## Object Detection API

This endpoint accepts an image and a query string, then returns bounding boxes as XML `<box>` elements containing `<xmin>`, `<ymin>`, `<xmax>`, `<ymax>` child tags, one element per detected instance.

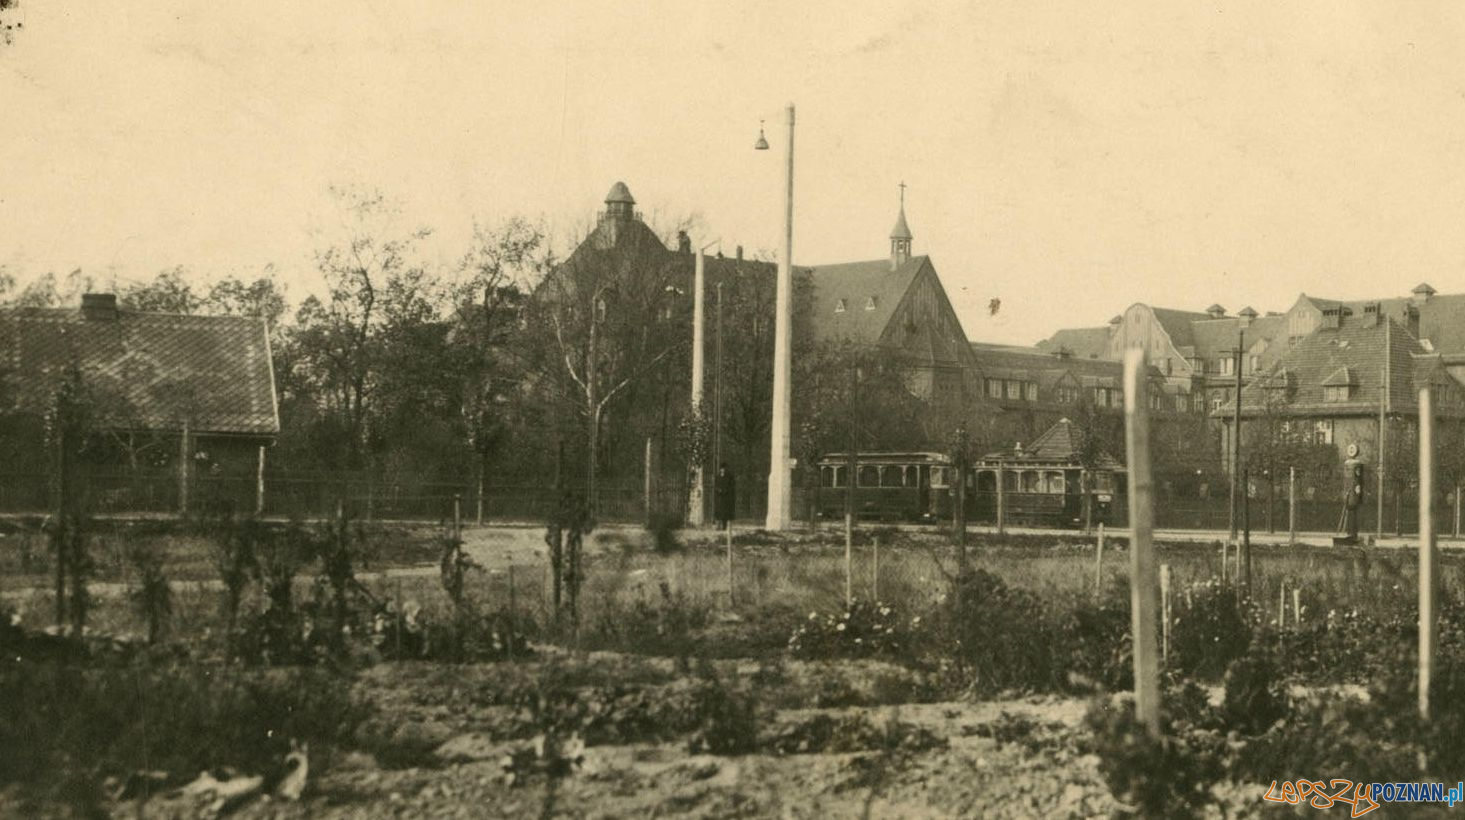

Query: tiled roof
<box><xmin>1148</xmin><ymin>307</ymin><xmax>1213</xmax><ymax>349</ymax></box>
<box><xmin>980</xmin><ymin>417</ymin><xmax>1122</xmax><ymax>467</ymax></box>
<box><xmin>0</xmin><ymin>306</ymin><xmax>279</xmax><ymax>436</ymax></box>
<box><xmin>969</xmin><ymin>343</ymin><xmax>1165</xmax><ymax>398</ymax></box>
<box><xmin>803</xmin><ymin>256</ymin><xmax>927</xmax><ymax>348</ymax></box>
<box><xmin>1219</xmin><ymin>316</ymin><xmax>1465</xmax><ymax>418</ymax></box>
<box><xmin>1033</xmin><ymin>327</ymin><xmax>1111</xmax><ymax>359</ymax></box>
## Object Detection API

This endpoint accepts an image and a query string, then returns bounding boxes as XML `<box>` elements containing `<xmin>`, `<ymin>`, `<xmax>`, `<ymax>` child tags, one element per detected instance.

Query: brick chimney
<box><xmin>735</xmin><ymin>245</ymin><xmax>744</xmax><ymax>261</ymax></box>
<box><xmin>676</xmin><ymin>231</ymin><xmax>691</xmax><ymax>254</ymax></box>
<box><xmin>81</xmin><ymin>293</ymin><xmax>118</xmax><ymax>321</ymax></box>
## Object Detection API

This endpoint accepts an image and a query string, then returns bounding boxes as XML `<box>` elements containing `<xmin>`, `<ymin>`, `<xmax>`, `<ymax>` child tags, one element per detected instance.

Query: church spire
<box><xmin>890</xmin><ymin>181</ymin><xmax>912</xmax><ymax>270</ymax></box>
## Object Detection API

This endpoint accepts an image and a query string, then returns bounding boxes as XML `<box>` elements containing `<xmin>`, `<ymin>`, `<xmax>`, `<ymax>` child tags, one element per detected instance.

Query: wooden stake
<box><xmin>726</xmin><ymin>524</ymin><xmax>734</xmax><ymax>607</ymax></box>
<box><xmin>872</xmin><ymin>536</ymin><xmax>880</xmax><ymax>601</ymax></box>
<box><xmin>1123</xmin><ymin>349</ymin><xmax>1160</xmax><ymax>734</ymax></box>
<box><xmin>1288</xmin><ymin>466</ymin><xmax>1297</xmax><ymax>547</ymax></box>
<box><xmin>844</xmin><ymin>515</ymin><xmax>853</xmax><ymax>607</ymax></box>
<box><xmin>1160</xmin><ymin>564</ymin><xmax>1172</xmax><ymax>663</ymax></box>
<box><xmin>1419</xmin><ymin>383</ymin><xmax>1438</xmax><ymax>720</ymax></box>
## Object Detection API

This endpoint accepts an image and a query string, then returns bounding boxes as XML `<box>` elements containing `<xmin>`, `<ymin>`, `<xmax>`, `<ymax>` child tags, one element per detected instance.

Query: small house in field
<box><xmin>0</xmin><ymin>293</ymin><xmax>279</xmax><ymax>514</ymax></box>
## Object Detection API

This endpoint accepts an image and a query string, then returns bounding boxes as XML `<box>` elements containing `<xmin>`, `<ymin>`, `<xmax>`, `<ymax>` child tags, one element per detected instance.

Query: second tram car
<box><xmin>814</xmin><ymin>450</ymin><xmax>1124</xmax><ymax>528</ymax></box>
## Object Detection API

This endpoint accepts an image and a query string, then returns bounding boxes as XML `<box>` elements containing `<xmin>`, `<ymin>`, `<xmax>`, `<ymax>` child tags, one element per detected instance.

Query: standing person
<box><xmin>713</xmin><ymin>463</ymin><xmax>736</xmax><ymax>530</ymax></box>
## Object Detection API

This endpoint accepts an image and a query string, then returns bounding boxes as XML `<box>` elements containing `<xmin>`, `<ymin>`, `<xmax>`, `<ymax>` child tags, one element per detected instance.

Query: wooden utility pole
<box><xmin>1123</xmin><ymin>349</ymin><xmax>1160</xmax><ymax>734</ymax></box>
<box><xmin>688</xmin><ymin>248</ymin><xmax>709</xmax><ymax>526</ymax></box>
<box><xmin>1094</xmin><ymin>523</ymin><xmax>1105</xmax><ymax>601</ymax></box>
<box><xmin>995</xmin><ymin>462</ymin><xmax>1006</xmax><ymax>536</ymax></box>
<box><xmin>1378</xmin><ymin>355</ymin><xmax>1388</xmax><ymax>543</ymax></box>
<box><xmin>644</xmin><ymin>437</ymin><xmax>654</xmax><ymax>523</ymax></box>
<box><xmin>1242</xmin><ymin>467</ymin><xmax>1252</xmax><ymax>594</ymax></box>
<box><xmin>1419</xmin><ymin>384</ymin><xmax>1438</xmax><ymax>719</ymax></box>
<box><xmin>845</xmin><ymin>362</ymin><xmax>857</xmax><ymax>607</ymax></box>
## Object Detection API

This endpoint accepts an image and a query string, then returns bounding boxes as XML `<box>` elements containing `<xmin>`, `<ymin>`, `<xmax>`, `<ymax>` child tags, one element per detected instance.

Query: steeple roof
<box><xmin>890</xmin><ymin>207</ymin><xmax>912</xmax><ymax>240</ymax></box>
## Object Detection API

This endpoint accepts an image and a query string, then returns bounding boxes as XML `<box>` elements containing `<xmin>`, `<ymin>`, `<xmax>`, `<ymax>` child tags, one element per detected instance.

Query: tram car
<box><xmin>815</xmin><ymin>442</ymin><xmax>1124</xmax><ymax>528</ymax></box>
<box><xmin>814</xmin><ymin>452</ymin><xmax>952</xmax><ymax>522</ymax></box>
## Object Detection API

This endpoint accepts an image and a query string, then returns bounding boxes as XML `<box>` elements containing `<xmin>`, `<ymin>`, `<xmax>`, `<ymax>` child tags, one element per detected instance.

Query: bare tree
<box><xmin>529</xmin><ymin>228</ymin><xmax>686</xmax><ymax>506</ymax></box>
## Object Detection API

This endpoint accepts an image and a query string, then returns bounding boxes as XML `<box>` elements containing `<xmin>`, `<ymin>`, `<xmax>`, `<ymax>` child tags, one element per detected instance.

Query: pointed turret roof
<box><xmin>890</xmin><ymin>207</ymin><xmax>912</xmax><ymax>240</ymax></box>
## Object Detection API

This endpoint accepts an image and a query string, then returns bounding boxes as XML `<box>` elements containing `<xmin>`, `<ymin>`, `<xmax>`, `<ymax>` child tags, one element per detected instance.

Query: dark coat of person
<box><xmin>713</xmin><ymin>466</ymin><xmax>736</xmax><ymax>525</ymax></box>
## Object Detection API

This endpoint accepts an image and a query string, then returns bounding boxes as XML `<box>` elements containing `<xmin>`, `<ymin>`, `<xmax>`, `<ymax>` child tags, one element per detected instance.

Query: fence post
<box><xmin>508</xmin><ymin>564</ymin><xmax>517</xmax><ymax>621</ymax></box>
<box><xmin>1288</xmin><ymin>467</ymin><xmax>1297</xmax><ymax>547</ymax></box>
<box><xmin>996</xmin><ymin>462</ymin><xmax>1007</xmax><ymax>536</ymax></box>
<box><xmin>1242</xmin><ymin>467</ymin><xmax>1252</xmax><ymax>595</ymax></box>
<box><xmin>1455</xmin><ymin>484</ymin><xmax>1461</xmax><ymax>540</ymax></box>
<box><xmin>1094</xmin><ymin>523</ymin><xmax>1105</xmax><ymax>601</ymax></box>
<box><xmin>395</xmin><ymin>577</ymin><xmax>404</xmax><ymax>659</ymax></box>
<box><xmin>872</xmin><ymin>536</ymin><xmax>880</xmax><ymax>601</ymax></box>
<box><xmin>1123</xmin><ymin>349</ymin><xmax>1160</xmax><ymax>734</ymax></box>
<box><xmin>1278</xmin><ymin>581</ymin><xmax>1286</xmax><ymax>628</ymax></box>
<box><xmin>845</xmin><ymin>519</ymin><xmax>853</xmax><ymax>608</ymax></box>
<box><xmin>1292</xmin><ymin>587</ymin><xmax>1301</xmax><ymax>626</ymax></box>
<box><xmin>1160</xmin><ymin>563</ymin><xmax>1171</xmax><ymax>663</ymax></box>
<box><xmin>1419</xmin><ymin>383</ymin><xmax>1438</xmax><ymax>720</ymax></box>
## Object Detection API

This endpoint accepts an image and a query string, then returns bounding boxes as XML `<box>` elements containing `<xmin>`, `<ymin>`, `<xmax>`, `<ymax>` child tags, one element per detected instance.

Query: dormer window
<box><xmin>865</xmin><ymin>296</ymin><xmax>878</xmax><ymax>311</ymax></box>
<box><xmin>834</xmin><ymin>299</ymin><xmax>847</xmax><ymax>313</ymax></box>
<box><xmin>1322</xmin><ymin>366</ymin><xmax>1355</xmax><ymax>402</ymax></box>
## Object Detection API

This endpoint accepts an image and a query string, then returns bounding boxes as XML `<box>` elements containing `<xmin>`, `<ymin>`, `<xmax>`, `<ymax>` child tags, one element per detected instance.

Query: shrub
<box><xmin>1167</xmin><ymin>578</ymin><xmax>1251</xmax><ymax>680</ymax></box>
<box><xmin>645</xmin><ymin>511</ymin><xmax>684</xmax><ymax>554</ymax></box>
<box><xmin>1084</xmin><ymin>697</ymin><xmax>1225</xmax><ymax>819</ymax></box>
<box><xmin>127</xmin><ymin>544</ymin><xmax>172</xmax><ymax>644</ymax></box>
<box><xmin>786</xmin><ymin>600</ymin><xmax>915</xmax><ymax>662</ymax></box>
<box><xmin>0</xmin><ymin>658</ymin><xmax>372</xmax><ymax>813</ymax></box>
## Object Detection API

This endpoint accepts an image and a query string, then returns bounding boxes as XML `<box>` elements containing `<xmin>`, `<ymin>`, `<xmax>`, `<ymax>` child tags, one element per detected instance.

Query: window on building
<box><xmin>930</xmin><ymin>467</ymin><xmax>948</xmax><ymax>488</ymax></box>
<box><xmin>1249</xmin><ymin>354</ymin><xmax>1260</xmax><ymax>374</ymax></box>
<box><xmin>1218</xmin><ymin>357</ymin><xmax>1235</xmax><ymax>376</ymax></box>
<box><xmin>1175</xmin><ymin>395</ymin><xmax>1189</xmax><ymax>412</ymax></box>
<box><xmin>1005</xmin><ymin>380</ymin><xmax>1022</xmax><ymax>400</ymax></box>
<box><xmin>1324</xmin><ymin>385</ymin><xmax>1352</xmax><ymax>402</ymax></box>
<box><xmin>834</xmin><ymin>299</ymin><xmax>847</xmax><ymax>313</ymax></box>
<box><xmin>1211</xmin><ymin>397</ymin><xmax>1224</xmax><ymax>412</ymax></box>
<box><xmin>864</xmin><ymin>296</ymin><xmax>878</xmax><ymax>311</ymax></box>
<box><xmin>1314</xmin><ymin>420</ymin><xmax>1334</xmax><ymax>445</ymax></box>
<box><xmin>858</xmin><ymin>465</ymin><xmax>881</xmax><ymax>487</ymax></box>
<box><xmin>985</xmin><ymin>378</ymin><xmax>1002</xmax><ymax>399</ymax></box>
<box><xmin>1023</xmin><ymin>382</ymin><xmax>1038</xmax><ymax>401</ymax></box>
<box><xmin>1057</xmin><ymin>385</ymin><xmax>1079</xmax><ymax>404</ymax></box>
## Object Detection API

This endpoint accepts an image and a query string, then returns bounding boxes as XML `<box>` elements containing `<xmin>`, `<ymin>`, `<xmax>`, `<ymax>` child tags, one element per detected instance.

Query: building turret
<box><xmin>890</xmin><ymin>182</ymin><xmax>912</xmax><ymax>270</ymax></box>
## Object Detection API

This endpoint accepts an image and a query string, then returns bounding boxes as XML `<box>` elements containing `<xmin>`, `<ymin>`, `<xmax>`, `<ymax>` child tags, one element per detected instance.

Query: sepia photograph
<box><xmin>5</xmin><ymin>2</ymin><xmax>1465</xmax><ymax>817</ymax></box>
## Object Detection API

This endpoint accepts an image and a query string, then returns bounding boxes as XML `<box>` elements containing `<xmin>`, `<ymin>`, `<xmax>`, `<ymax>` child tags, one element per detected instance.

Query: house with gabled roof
<box><xmin>0</xmin><ymin>293</ymin><xmax>279</xmax><ymax>514</ymax></box>
<box><xmin>1212</xmin><ymin>307</ymin><xmax>1465</xmax><ymax>474</ymax></box>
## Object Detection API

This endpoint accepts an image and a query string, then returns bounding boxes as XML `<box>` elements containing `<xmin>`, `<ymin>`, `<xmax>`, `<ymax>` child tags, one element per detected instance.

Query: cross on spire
<box><xmin>898</xmin><ymin>180</ymin><xmax>906</xmax><ymax>207</ymax></box>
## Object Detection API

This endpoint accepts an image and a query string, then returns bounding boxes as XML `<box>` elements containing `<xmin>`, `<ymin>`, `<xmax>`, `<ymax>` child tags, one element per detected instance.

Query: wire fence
<box><xmin>5</xmin><ymin>466</ymin><xmax>1462</xmax><ymax>537</ymax></box>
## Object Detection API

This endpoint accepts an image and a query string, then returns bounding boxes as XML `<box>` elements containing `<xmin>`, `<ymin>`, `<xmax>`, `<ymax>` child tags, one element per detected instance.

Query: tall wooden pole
<box><xmin>1288</xmin><ymin>466</ymin><xmax>1297</xmax><ymax>547</ymax></box>
<box><xmin>1094</xmin><ymin>522</ymin><xmax>1105</xmax><ymax>601</ymax></box>
<box><xmin>1123</xmin><ymin>349</ymin><xmax>1161</xmax><ymax>733</ymax></box>
<box><xmin>1229</xmin><ymin>330</ymin><xmax>1244</xmax><ymax>542</ymax></box>
<box><xmin>1419</xmin><ymin>384</ymin><xmax>1438</xmax><ymax>719</ymax></box>
<box><xmin>1242</xmin><ymin>467</ymin><xmax>1252</xmax><ymax>594</ymax></box>
<box><xmin>765</xmin><ymin>103</ymin><xmax>795</xmax><ymax>531</ymax></box>
<box><xmin>725</xmin><ymin>524</ymin><xmax>734</xmax><ymax>607</ymax></box>
<box><xmin>1378</xmin><ymin>354</ymin><xmax>1388</xmax><ymax>543</ymax></box>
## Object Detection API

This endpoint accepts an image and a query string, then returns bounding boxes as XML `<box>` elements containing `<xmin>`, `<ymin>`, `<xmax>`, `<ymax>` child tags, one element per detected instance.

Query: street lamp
<box><xmin>758</xmin><ymin>104</ymin><xmax>795</xmax><ymax>530</ymax></box>
<box><xmin>1229</xmin><ymin>306</ymin><xmax>1257</xmax><ymax>544</ymax></box>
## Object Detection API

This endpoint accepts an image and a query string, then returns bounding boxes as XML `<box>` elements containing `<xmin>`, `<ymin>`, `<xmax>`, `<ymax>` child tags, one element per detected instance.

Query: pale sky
<box><xmin>4</xmin><ymin>1</ymin><xmax>1465</xmax><ymax>345</ymax></box>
